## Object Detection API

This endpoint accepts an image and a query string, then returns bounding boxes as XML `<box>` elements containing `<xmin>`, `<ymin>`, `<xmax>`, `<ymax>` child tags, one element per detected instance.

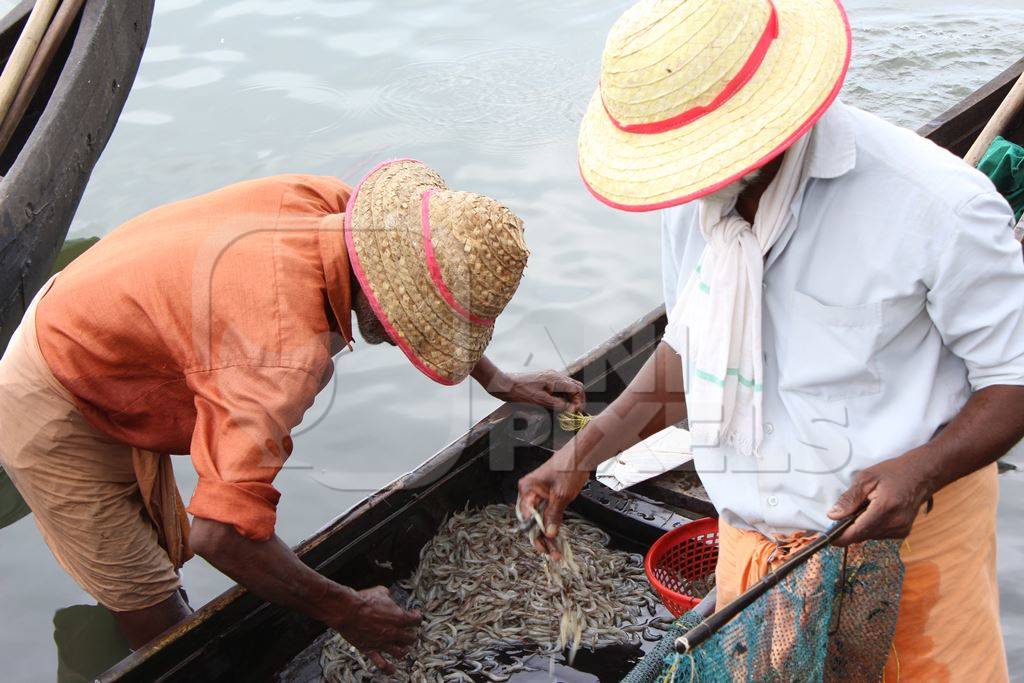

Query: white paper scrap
<box><xmin>595</xmin><ymin>425</ymin><xmax>692</xmax><ymax>491</ymax></box>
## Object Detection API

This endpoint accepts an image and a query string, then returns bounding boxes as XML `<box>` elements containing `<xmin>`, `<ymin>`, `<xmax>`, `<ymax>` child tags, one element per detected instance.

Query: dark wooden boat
<box><xmin>0</xmin><ymin>0</ymin><xmax>154</xmax><ymax>353</ymax></box>
<box><xmin>98</xmin><ymin>57</ymin><xmax>1024</xmax><ymax>682</ymax></box>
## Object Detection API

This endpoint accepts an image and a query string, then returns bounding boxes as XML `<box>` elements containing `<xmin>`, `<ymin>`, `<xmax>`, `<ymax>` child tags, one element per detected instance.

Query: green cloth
<box><xmin>50</xmin><ymin>236</ymin><xmax>99</xmax><ymax>276</ymax></box>
<box><xmin>979</xmin><ymin>135</ymin><xmax>1024</xmax><ymax>221</ymax></box>
<box><xmin>0</xmin><ymin>465</ymin><xmax>30</xmax><ymax>530</ymax></box>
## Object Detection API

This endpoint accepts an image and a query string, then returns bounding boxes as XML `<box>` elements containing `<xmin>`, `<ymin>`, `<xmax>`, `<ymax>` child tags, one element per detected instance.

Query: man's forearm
<box><xmin>565</xmin><ymin>342</ymin><xmax>686</xmax><ymax>472</ymax></box>
<box><xmin>470</xmin><ymin>355</ymin><xmax>510</xmax><ymax>394</ymax></box>
<box><xmin>830</xmin><ymin>383</ymin><xmax>1024</xmax><ymax>544</ymax></box>
<box><xmin>912</xmin><ymin>384</ymin><xmax>1024</xmax><ymax>493</ymax></box>
<box><xmin>190</xmin><ymin>518</ymin><xmax>356</xmax><ymax>626</ymax></box>
<box><xmin>190</xmin><ymin>518</ymin><xmax>421</xmax><ymax>671</ymax></box>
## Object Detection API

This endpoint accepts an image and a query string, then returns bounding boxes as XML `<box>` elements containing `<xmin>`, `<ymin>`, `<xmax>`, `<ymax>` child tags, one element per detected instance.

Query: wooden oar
<box><xmin>964</xmin><ymin>71</ymin><xmax>1024</xmax><ymax>168</ymax></box>
<box><xmin>0</xmin><ymin>0</ymin><xmax>61</xmax><ymax>129</ymax></box>
<box><xmin>0</xmin><ymin>0</ymin><xmax>84</xmax><ymax>156</ymax></box>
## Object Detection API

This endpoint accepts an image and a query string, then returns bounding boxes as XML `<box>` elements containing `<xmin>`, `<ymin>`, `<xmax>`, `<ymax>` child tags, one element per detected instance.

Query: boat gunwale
<box><xmin>0</xmin><ymin>0</ymin><xmax>155</xmax><ymax>352</ymax></box>
<box><xmin>0</xmin><ymin>2</ymin><xmax>31</xmax><ymax>40</ymax></box>
<box><xmin>918</xmin><ymin>55</ymin><xmax>1024</xmax><ymax>152</ymax></box>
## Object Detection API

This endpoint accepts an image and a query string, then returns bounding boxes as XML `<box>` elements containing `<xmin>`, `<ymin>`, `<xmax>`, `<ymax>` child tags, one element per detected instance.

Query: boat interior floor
<box><xmin>275</xmin><ymin>432</ymin><xmax>702</xmax><ymax>682</ymax></box>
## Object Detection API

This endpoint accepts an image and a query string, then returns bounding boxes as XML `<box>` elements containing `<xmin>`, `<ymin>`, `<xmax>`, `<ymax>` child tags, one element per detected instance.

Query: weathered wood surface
<box><xmin>0</xmin><ymin>0</ymin><xmax>153</xmax><ymax>353</ymax></box>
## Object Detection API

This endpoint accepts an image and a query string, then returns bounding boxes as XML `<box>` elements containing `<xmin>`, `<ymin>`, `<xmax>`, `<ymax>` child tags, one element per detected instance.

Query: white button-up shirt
<box><xmin>661</xmin><ymin>102</ymin><xmax>1024</xmax><ymax>536</ymax></box>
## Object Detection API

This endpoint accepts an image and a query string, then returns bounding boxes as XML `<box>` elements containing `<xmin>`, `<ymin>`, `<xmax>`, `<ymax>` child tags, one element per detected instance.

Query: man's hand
<box><xmin>489</xmin><ymin>370</ymin><xmax>586</xmax><ymax>413</ymax></box>
<box><xmin>827</xmin><ymin>449</ymin><xmax>934</xmax><ymax>547</ymax></box>
<box><xmin>828</xmin><ymin>385</ymin><xmax>1024</xmax><ymax>547</ymax></box>
<box><xmin>515</xmin><ymin>342</ymin><xmax>688</xmax><ymax>559</ymax></box>
<box><xmin>516</xmin><ymin>449</ymin><xmax>589</xmax><ymax>558</ymax></box>
<box><xmin>328</xmin><ymin>586</ymin><xmax>421</xmax><ymax>674</ymax></box>
<box><xmin>470</xmin><ymin>356</ymin><xmax>585</xmax><ymax>412</ymax></box>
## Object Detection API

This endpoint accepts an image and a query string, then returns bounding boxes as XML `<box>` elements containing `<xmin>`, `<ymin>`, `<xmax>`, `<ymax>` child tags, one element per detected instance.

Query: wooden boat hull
<box><xmin>98</xmin><ymin>57</ymin><xmax>1024</xmax><ymax>682</ymax></box>
<box><xmin>0</xmin><ymin>0</ymin><xmax>154</xmax><ymax>353</ymax></box>
<box><xmin>919</xmin><ymin>56</ymin><xmax>1024</xmax><ymax>154</ymax></box>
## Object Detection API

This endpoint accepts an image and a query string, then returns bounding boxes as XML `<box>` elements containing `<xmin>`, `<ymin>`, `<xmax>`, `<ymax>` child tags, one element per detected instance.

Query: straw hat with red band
<box><xmin>578</xmin><ymin>0</ymin><xmax>852</xmax><ymax>212</ymax></box>
<box><xmin>344</xmin><ymin>159</ymin><xmax>529</xmax><ymax>385</ymax></box>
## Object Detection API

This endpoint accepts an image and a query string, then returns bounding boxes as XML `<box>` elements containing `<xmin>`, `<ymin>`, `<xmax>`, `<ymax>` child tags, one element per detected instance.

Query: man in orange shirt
<box><xmin>0</xmin><ymin>159</ymin><xmax>583</xmax><ymax>668</ymax></box>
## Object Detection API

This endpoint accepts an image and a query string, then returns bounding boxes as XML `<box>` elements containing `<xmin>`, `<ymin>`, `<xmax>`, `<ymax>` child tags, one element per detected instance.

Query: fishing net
<box><xmin>979</xmin><ymin>135</ymin><xmax>1024</xmax><ymax>222</ymax></box>
<box><xmin>623</xmin><ymin>540</ymin><xmax>904</xmax><ymax>683</ymax></box>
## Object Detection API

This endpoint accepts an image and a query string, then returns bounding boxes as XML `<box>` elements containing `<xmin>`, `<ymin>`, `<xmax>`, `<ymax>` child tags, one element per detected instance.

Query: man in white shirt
<box><xmin>518</xmin><ymin>0</ymin><xmax>1024</xmax><ymax>678</ymax></box>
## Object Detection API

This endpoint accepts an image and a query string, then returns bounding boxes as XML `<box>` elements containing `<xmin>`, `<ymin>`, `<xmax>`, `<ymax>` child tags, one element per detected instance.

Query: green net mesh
<box><xmin>979</xmin><ymin>135</ymin><xmax>1024</xmax><ymax>222</ymax></box>
<box><xmin>624</xmin><ymin>540</ymin><xmax>904</xmax><ymax>683</ymax></box>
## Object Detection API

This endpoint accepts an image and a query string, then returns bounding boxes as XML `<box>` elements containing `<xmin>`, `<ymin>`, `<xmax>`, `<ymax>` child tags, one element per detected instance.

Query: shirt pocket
<box><xmin>781</xmin><ymin>291</ymin><xmax>884</xmax><ymax>401</ymax></box>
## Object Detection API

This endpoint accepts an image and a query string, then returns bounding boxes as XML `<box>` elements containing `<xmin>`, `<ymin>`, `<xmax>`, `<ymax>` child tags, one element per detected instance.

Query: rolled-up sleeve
<box><xmin>185</xmin><ymin>363</ymin><xmax>326</xmax><ymax>540</ymax></box>
<box><xmin>927</xmin><ymin>191</ymin><xmax>1024</xmax><ymax>390</ymax></box>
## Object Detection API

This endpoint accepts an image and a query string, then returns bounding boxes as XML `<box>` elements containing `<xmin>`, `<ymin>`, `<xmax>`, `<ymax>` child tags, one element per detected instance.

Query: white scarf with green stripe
<box><xmin>672</xmin><ymin>134</ymin><xmax>811</xmax><ymax>457</ymax></box>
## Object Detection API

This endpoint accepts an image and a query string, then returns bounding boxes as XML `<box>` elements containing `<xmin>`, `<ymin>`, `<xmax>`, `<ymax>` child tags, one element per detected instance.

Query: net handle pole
<box><xmin>964</xmin><ymin>73</ymin><xmax>1024</xmax><ymax>168</ymax></box>
<box><xmin>672</xmin><ymin>503</ymin><xmax>866</xmax><ymax>654</ymax></box>
<box><xmin>0</xmin><ymin>0</ymin><xmax>86</xmax><ymax>156</ymax></box>
<box><xmin>0</xmin><ymin>1</ymin><xmax>61</xmax><ymax>128</ymax></box>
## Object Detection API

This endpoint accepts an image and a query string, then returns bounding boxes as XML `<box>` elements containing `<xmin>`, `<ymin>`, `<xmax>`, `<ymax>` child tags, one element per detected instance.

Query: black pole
<box><xmin>672</xmin><ymin>504</ymin><xmax>865</xmax><ymax>654</ymax></box>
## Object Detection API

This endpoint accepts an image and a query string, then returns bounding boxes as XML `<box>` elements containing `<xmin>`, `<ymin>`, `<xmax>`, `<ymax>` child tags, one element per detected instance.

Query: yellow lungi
<box><xmin>0</xmin><ymin>279</ymin><xmax>190</xmax><ymax>612</ymax></box>
<box><xmin>714</xmin><ymin>463</ymin><xmax>1007</xmax><ymax>682</ymax></box>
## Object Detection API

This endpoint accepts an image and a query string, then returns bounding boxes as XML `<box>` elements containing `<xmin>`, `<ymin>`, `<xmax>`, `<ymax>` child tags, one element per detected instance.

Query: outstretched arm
<box><xmin>190</xmin><ymin>518</ymin><xmax>420</xmax><ymax>673</ymax></box>
<box><xmin>516</xmin><ymin>341</ymin><xmax>686</xmax><ymax>555</ymax></box>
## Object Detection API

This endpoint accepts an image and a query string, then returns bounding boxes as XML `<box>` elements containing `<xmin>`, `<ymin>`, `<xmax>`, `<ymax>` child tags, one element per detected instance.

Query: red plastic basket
<box><xmin>644</xmin><ymin>517</ymin><xmax>720</xmax><ymax>616</ymax></box>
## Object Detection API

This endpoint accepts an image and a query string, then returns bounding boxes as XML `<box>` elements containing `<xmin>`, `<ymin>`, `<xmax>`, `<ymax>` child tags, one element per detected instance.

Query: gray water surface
<box><xmin>2</xmin><ymin>1</ymin><xmax>1024</xmax><ymax>680</ymax></box>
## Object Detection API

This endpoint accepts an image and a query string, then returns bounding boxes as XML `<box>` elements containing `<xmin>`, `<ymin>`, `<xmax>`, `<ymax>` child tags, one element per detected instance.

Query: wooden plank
<box><xmin>0</xmin><ymin>0</ymin><xmax>59</xmax><ymax>127</ymax></box>
<box><xmin>0</xmin><ymin>0</ymin><xmax>89</xmax><ymax>155</ymax></box>
<box><xmin>964</xmin><ymin>72</ymin><xmax>1024</xmax><ymax>167</ymax></box>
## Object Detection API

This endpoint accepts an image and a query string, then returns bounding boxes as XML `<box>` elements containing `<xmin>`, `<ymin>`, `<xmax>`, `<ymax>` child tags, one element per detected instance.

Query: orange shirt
<box><xmin>35</xmin><ymin>175</ymin><xmax>354</xmax><ymax>541</ymax></box>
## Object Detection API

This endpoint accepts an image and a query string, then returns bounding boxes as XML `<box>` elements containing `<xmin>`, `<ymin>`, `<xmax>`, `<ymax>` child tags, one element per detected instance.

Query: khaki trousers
<box><xmin>0</xmin><ymin>279</ymin><xmax>189</xmax><ymax>611</ymax></box>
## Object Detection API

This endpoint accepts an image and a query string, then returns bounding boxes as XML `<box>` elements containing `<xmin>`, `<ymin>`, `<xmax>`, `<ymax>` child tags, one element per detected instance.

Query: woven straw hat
<box><xmin>345</xmin><ymin>159</ymin><xmax>529</xmax><ymax>385</ymax></box>
<box><xmin>578</xmin><ymin>0</ymin><xmax>851</xmax><ymax>211</ymax></box>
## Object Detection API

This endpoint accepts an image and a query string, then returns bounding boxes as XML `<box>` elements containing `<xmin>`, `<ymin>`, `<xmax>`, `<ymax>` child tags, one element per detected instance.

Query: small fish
<box><xmin>318</xmin><ymin>504</ymin><xmax>657</xmax><ymax>682</ymax></box>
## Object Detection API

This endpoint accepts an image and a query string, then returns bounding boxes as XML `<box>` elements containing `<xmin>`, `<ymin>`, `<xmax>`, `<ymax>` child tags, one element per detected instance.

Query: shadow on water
<box><xmin>48</xmin><ymin>237</ymin><xmax>100</xmax><ymax>277</ymax></box>
<box><xmin>53</xmin><ymin>605</ymin><xmax>131</xmax><ymax>683</ymax></box>
<box><xmin>0</xmin><ymin>466</ymin><xmax>30</xmax><ymax>530</ymax></box>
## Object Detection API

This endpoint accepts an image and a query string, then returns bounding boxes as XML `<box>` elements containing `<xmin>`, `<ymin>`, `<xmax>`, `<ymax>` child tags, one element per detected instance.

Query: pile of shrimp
<box><xmin>320</xmin><ymin>504</ymin><xmax>662</xmax><ymax>682</ymax></box>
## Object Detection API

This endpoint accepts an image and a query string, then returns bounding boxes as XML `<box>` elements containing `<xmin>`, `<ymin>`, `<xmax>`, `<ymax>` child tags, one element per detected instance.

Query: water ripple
<box><xmin>844</xmin><ymin>9</ymin><xmax>1024</xmax><ymax>126</ymax></box>
<box><xmin>157</xmin><ymin>66</ymin><xmax>225</xmax><ymax>90</ymax></box>
<box><xmin>209</xmin><ymin>0</ymin><xmax>373</xmax><ymax>23</ymax></box>
<box><xmin>120</xmin><ymin>110</ymin><xmax>174</xmax><ymax>126</ymax></box>
<box><xmin>374</xmin><ymin>44</ymin><xmax>594</xmax><ymax>153</ymax></box>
